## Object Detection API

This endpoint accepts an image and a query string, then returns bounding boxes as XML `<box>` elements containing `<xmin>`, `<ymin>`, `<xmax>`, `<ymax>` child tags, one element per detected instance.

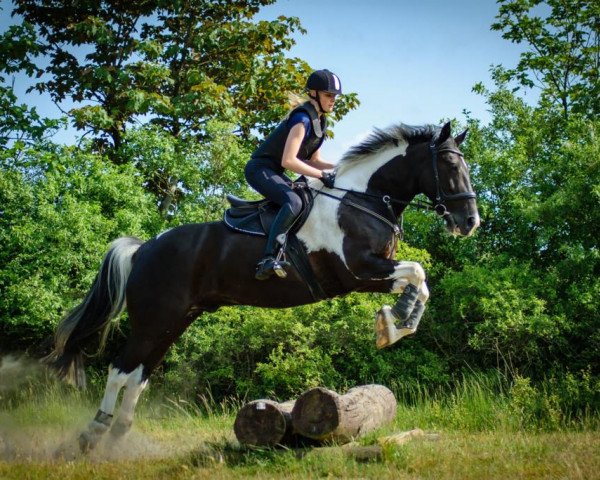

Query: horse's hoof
<box><xmin>375</xmin><ymin>306</ymin><xmax>417</xmax><ymax>349</ymax></box>
<box><xmin>110</xmin><ymin>419</ymin><xmax>132</xmax><ymax>439</ymax></box>
<box><xmin>78</xmin><ymin>431</ymin><xmax>96</xmax><ymax>454</ymax></box>
<box><xmin>375</xmin><ymin>306</ymin><xmax>396</xmax><ymax>349</ymax></box>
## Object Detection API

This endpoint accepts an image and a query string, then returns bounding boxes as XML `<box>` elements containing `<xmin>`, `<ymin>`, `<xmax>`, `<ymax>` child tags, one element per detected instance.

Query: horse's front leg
<box><xmin>374</xmin><ymin>268</ymin><xmax>429</xmax><ymax>349</ymax></box>
<box><xmin>349</xmin><ymin>256</ymin><xmax>429</xmax><ymax>349</ymax></box>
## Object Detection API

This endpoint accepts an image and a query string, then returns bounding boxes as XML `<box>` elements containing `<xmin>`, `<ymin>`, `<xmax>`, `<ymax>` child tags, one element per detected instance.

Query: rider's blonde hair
<box><xmin>286</xmin><ymin>92</ymin><xmax>311</xmax><ymax>116</ymax></box>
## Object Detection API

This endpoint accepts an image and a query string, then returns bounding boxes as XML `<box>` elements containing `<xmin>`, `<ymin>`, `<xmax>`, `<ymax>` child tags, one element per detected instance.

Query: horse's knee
<box><xmin>390</xmin><ymin>262</ymin><xmax>426</xmax><ymax>292</ymax></box>
<box><xmin>409</xmin><ymin>262</ymin><xmax>426</xmax><ymax>285</ymax></box>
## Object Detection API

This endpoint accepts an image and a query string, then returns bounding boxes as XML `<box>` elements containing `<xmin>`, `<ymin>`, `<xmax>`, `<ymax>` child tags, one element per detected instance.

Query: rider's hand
<box><xmin>320</xmin><ymin>171</ymin><xmax>336</xmax><ymax>189</ymax></box>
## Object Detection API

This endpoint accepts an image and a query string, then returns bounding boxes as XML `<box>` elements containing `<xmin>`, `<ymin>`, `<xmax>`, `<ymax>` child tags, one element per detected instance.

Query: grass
<box><xmin>1</xmin><ymin>361</ymin><xmax>599</xmax><ymax>479</ymax></box>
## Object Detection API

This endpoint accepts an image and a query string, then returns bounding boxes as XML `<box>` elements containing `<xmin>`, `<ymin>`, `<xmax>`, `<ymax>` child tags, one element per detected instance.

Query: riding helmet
<box><xmin>306</xmin><ymin>69</ymin><xmax>342</xmax><ymax>95</ymax></box>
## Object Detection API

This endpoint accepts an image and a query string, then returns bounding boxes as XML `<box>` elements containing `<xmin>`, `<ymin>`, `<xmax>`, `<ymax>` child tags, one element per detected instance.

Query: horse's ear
<box><xmin>437</xmin><ymin>121</ymin><xmax>452</xmax><ymax>145</ymax></box>
<box><xmin>455</xmin><ymin>128</ymin><xmax>468</xmax><ymax>146</ymax></box>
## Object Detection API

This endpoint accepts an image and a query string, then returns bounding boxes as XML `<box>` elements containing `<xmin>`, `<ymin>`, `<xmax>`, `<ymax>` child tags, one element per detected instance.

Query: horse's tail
<box><xmin>43</xmin><ymin>237</ymin><xmax>144</xmax><ymax>388</ymax></box>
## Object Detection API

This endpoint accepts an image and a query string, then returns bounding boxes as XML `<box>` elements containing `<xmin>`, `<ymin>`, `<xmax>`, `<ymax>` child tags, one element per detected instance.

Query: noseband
<box><xmin>430</xmin><ymin>141</ymin><xmax>477</xmax><ymax>217</ymax></box>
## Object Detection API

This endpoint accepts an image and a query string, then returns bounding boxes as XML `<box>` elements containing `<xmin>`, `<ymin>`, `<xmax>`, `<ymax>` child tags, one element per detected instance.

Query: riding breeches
<box><xmin>244</xmin><ymin>159</ymin><xmax>303</xmax><ymax>216</ymax></box>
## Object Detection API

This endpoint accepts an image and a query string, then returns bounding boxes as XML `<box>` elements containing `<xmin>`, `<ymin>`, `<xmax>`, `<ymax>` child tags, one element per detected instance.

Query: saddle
<box><xmin>223</xmin><ymin>183</ymin><xmax>326</xmax><ymax>300</ymax></box>
<box><xmin>224</xmin><ymin>183</ymin><xmax>313</xmax><ymax>237</ymax></box>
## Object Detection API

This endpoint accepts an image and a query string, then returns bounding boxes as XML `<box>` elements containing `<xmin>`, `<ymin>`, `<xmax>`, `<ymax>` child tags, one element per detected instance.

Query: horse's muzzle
<box><xmin>445</xmin><ymin>211</ymin><xmax>480</xmax><ymax>237</ymax></box>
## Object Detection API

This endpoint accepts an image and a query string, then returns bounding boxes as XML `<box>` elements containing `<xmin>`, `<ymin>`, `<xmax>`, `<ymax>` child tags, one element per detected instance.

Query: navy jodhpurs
<box><xmin>244</xmin><ymin>159</ymin><xmax>303</xmax><ymax>216</ymax></box>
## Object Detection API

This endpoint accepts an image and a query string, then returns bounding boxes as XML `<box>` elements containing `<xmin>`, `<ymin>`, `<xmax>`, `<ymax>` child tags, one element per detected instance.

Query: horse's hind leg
<box><xmin>78</xmin><ymin>365</ymin><xmax>141</xmax><ymax>453</ymax></box>
<box><xmin>101</xmin><ymin>306</ymin><xmax>199</xmax><ymax>443</ymax></box>
<box><xmin>109</xmin><ymin>366</ymin><xmax>148</xmax><ymax>439</ymax></box>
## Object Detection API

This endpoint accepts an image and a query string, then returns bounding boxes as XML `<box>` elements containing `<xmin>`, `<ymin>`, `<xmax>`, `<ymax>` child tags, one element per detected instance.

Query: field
<box><xmin>1</xmin><ymin>359</ymin><xmax>599</xmax><ymax>479</ymax></box>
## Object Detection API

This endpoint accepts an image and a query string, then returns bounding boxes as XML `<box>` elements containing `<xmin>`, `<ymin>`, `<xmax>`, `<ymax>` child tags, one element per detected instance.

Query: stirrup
<box><xmin>255</xmin><ymin>257</ymin><xmax>289</xmax><ymax>280</ymax></box>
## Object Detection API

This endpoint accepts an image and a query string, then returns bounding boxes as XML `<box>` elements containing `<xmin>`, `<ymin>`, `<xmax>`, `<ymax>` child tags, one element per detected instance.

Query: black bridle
<box><xmin>309</xmin><ymin>140</ymin><xmax>477</xmax><ymax>238</ymax></box>
<box><xmin>430</xmin><ymin>141</ymin><xmax>477</xmax><ymax>217</ymax></box>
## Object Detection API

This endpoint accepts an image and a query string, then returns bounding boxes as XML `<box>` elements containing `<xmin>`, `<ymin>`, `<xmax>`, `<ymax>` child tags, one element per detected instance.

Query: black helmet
<box><xmin>306</xmin><ymin>69</ymin><xmax>342</xmax><ymax>95</ymax></box>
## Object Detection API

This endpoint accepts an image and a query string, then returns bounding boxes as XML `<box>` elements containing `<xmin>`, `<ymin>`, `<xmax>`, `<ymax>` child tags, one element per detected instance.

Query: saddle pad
<box><xmin>224</xmin><ymin>206</ymin><xmax>275</xmax><ymax>236</ymax></box>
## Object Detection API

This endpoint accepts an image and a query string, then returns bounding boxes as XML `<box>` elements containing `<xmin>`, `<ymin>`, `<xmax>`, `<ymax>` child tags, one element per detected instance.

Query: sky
<box><xmin>1</xmin><ymin>0</ymin><xmax>531</xmax><ymax>161</ymax></box>
<box><xmin>255</xmin><ymin>0</ymin><xmax>530</xmax><ymax>160</ymax></box>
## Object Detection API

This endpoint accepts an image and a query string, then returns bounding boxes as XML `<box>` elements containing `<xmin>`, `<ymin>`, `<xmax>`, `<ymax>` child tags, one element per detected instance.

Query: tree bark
<box><xmin>291</xmin><ymin>384</ymin><xmax>397</xmax><ymax>443</ymax></box>
<box><xmin>234</xmin><ymin>399</ymin><xmax>295</xmax><ymax>446</ymax></box>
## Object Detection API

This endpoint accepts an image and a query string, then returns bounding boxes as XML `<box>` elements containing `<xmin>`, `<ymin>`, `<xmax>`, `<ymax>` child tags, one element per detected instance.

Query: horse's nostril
<box><xmin>467</xmin><ymin>216</ymin><xmax>477</xmax><ymax>229</ymax></box>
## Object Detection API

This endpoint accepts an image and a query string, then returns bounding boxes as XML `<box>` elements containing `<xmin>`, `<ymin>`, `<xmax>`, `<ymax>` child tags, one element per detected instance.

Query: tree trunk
<box><xmin>291</xmin><ymin>384</ymin><xmax>397</xmax><ymax>443</ymax></box>
<box><xmin>234</xmin><ymin>399</ymin><xmax>295</xmax><ymax>446</ymax></box>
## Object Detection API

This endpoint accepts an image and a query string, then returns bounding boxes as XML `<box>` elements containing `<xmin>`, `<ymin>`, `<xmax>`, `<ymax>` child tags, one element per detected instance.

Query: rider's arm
<box><xmin>308</xmin><ymin>148</ymin><xmax>335</xmax><ymax>170</ymax></box>
<box><xmin>281</xmin><ymin>123</ymin><xmax>327</xmax><ymax>179</ymax></box>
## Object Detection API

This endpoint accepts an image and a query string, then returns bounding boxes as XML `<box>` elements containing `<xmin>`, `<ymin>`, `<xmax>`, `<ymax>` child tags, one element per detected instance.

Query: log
<box><xmin>291</xmin><ymin>384</ymin><xmax>397</xmax><ymax>443</ymax></box>
<box><xmin>234</xmin><ymin>399</ymin><xmax>295</xmax><ymax>446</ymax></box>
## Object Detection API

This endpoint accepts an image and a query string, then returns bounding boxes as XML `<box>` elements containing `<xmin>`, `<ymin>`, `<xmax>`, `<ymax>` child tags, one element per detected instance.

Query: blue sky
<box><xmin>1</xmin><ymin>0</ymin><xmax>532</xmax><ymax>160</ymax></box>
<box><xmin>256</xmin><ymin>0</ymin><xmax>530</xmax><ymax>160</ymax></box>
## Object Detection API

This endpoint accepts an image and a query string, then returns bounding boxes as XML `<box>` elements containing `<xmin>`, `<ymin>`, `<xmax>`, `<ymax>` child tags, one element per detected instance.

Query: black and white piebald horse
<box><xmin>44</xmin><ymin>121</ymin><xmax>479</xmax><ymax>452</ymax></box>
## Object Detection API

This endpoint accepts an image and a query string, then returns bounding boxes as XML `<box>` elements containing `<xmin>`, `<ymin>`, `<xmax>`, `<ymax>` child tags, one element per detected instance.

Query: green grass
<box><xmin>1</xmin><ymin>366</ymin><xmax>599</xmax><ymax>479</ymax></box>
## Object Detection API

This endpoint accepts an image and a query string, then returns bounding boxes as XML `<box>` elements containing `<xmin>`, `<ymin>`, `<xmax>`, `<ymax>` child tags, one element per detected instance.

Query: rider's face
<box><xmin>318</xmin><ymin>91</ymin><xmax>337</xmax><ymax>113</ymax></box>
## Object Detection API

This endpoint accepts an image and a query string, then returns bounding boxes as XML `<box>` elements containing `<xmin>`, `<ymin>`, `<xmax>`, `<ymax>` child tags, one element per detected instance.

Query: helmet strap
<box><xmin>309</xmin><ymin>92</ymin><xmax>325</xmax><ymax>115</ymax></box>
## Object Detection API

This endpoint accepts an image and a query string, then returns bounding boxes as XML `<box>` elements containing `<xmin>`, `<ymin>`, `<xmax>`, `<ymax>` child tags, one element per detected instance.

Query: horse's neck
<box><xmin>334</xmin><ymin>142</ymin><xmax>410</xmax><ymax>193</ymax></box>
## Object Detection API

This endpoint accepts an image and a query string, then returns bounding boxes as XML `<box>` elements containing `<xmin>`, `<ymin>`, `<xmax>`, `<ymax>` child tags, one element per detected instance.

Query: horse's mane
<box><xmin>340</xmin><ymin>123</ymin><xmax>440</xmax><ymax>164</ymax></box>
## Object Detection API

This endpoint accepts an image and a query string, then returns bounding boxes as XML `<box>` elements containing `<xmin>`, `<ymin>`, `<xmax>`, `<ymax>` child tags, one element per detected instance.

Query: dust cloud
<box><xmin>0</xmin><ymin>355</ymin><xmax>202</xmax><ymax>463</ymax></box>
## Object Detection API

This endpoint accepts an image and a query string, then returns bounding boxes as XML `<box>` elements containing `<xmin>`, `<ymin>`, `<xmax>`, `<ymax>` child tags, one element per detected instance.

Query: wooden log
<box><xmin>291</xmin><ymin>384</ymin><xmax>397</xmax><ymax>443</ymax></box>
<box><xmin>234</xmin><ymin>399</ymin><xmax>295</xmax><ymax>446</ymax></box>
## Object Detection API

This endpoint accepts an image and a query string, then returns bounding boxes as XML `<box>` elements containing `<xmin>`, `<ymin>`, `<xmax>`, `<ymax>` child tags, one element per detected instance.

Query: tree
<box><xmin>492</xmin><ymin>0</ymin><xmax>600</xmax><ymax>120</ymax></box>
<box><xmin>5</xmin><ymin>0</ymin><xmax>358</xmax><ymax>216</ymax></box>
<box><xmin>0</xmin><ymin>22</ymin><xmax>62</xmax><ymax>146</ymax></box>
<box><xmin>8</xmin><ymin>0</ymin><xmax>358</xmax><ymax>151</ymax></box>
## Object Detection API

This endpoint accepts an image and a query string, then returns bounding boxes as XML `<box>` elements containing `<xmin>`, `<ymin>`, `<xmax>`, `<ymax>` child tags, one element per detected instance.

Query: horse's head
<box><xmin>333</xmin><ymin>121</ymin><xmax>479</xmax><ymax>237</ymax></box>
<box><xmin>420</xmin><ymin>122</ymin><xmax>480</xmax><ymax>237</ymax></box>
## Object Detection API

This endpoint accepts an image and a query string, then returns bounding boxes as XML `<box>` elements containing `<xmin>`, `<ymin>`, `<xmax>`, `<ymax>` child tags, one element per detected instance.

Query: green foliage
<box><xmin>157</xmin><ymin>288</ymin><xmax>453</xmax><ymax>401</ymax></box>
<box><xmin>432</xmin><ymin>255</ymin><xmax>566</xmax><ymax>375</ymax></box>
<box><xmin>0</xmin><ymin>0</ymin><xmax>599</xmax><ymax>413</ymax></box>
<box><xmin>0</xmin><ymin>23</ymin><xmax>63</xmax><ymax>146</ymax></box>
<box><xmin>505</xmin><ymin>372</ymin><xmax>600</xmax><ymax>430</ymax></box>
<box><xmin>7</xmin><ymin>0</ymin><xmax>318</xmax><ymax>150</ymax></box>
<box><xmin>0</xmin><ymin>144</ymin><xmax>161</xmax><ymax>353</ymax></box>
<box><xmin>492</xmin><ymin>0</ymin><xmax>600</xmax><ymax>119</ymax></box>
<box><xmin>119</xmin><ymin>120</ymin><xmax>252</xmax><ymax>220</ymax></box>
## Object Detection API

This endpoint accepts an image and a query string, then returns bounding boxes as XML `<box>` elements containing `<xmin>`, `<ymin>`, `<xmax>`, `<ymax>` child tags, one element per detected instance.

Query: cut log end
<box><xmin>233</xmin><ymin>400</ymin><xmax>291</xmax><ymax>446</ymax></box>
<box><xmin>291</xmin><ymin>387</ymin><xmax>340</xmax><ymax>439</ymax></box>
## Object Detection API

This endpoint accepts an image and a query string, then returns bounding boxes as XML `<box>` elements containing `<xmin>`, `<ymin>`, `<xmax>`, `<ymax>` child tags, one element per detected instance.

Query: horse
<box><xmin>44</xmin><ymin>121</ymin><xmax>479</xmax><ymax>452</ymax></box>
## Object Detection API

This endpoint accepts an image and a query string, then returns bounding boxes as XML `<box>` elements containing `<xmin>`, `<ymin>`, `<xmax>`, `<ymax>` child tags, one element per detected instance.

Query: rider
<box><xmin>245</xmin><ymin>69</ymin><xmax>341</xmax><ymax>280</ymax></box>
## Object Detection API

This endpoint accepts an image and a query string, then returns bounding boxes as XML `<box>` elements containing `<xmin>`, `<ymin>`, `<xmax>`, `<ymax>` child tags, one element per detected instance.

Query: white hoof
<box><xmin>375</xmin><ymin>306</ymin><xmax>416</xmax><ymax>349</ymax></box>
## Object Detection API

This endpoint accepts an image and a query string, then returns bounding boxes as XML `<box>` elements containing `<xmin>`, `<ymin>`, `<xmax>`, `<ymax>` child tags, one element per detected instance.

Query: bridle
<box><xmin>309</xmin><ymin>140</ymin><xmax>477</xmax><ymax>238</ymax></box>
<box><xmin>430</xmin><ymin>141</ymin><xmax>477</xmax><ymax>217</ymax></box>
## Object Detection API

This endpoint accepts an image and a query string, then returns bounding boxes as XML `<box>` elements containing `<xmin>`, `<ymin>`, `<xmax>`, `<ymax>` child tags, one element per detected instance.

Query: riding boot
<box><xmin>255</xmin><ymin>204</ymin><xmax>299</xmax><ymax>280</ymax></box>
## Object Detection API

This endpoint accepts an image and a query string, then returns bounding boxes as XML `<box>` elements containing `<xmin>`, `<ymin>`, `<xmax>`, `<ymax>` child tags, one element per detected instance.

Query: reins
<box><xmin>308</xmin><ymin>139</ymin><xmax>477</xmax><ymax>240</ymax></box>
<box><xmin>311</xmin><ymin>187</ymin><xmax>406</xmax><ymax>238</ymax></box>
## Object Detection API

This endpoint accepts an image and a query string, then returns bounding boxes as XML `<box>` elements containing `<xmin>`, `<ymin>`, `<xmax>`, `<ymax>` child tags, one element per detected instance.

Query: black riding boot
<box><xmin>255</xmin><ymin>204</ymin><xmax>298</xmax><ymax>280</ymax></box>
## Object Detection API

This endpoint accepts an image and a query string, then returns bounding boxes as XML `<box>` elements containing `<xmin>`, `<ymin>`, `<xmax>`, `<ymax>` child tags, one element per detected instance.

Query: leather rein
<box><xmin>310</xmin><ymin>140</ymin><xmax>477</xmax><ymax>239</ymax></box>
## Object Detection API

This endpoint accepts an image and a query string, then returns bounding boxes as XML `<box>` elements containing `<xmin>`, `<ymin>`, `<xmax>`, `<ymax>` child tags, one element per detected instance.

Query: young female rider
<box><xmin>245</xmin><ymin>69</ymin><xmax>341</xmax><ymax>280</ymax></box>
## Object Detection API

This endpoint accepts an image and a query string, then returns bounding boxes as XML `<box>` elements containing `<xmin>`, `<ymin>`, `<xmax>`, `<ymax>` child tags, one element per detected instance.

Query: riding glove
<box><xmin>321</xmin><ymin>171</ymin><xmax>336</xmax><ymax>189</ymax></box>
